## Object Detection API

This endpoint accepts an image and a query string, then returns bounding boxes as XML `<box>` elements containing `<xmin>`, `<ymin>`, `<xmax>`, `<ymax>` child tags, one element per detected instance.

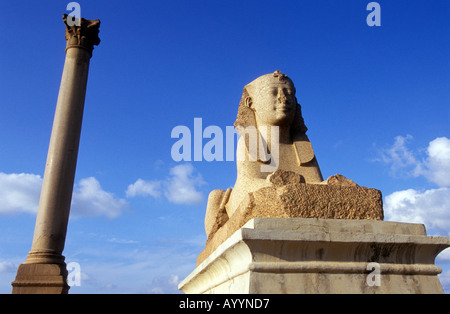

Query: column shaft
<box><xmin>12</xmin><ymin>15</ymin><xmax>100</xmax><ymax>294</ymax></box>
<box><xmin>26</xmin><ymin>47</ymin><xmax>91</xmax><ymax>264</ymax></box>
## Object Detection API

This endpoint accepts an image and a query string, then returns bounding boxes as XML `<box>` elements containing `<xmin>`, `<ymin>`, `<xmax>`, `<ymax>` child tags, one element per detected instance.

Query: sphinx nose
<box><xmin>277</xmin><ymin>89</ymin><xmax>288</xmax><ymax>103</ymax></box>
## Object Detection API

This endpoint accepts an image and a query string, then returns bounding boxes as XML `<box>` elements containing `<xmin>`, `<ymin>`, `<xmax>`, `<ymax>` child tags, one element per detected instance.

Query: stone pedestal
<box><xmin>179</xmin><ymin>218</ymin><xmax>450</xmax><ymax>294</ymax></box>
<box><xmin>11</xmin><ymin>264</ymin><xmax>69</xmax><ymax>294</ymax></box>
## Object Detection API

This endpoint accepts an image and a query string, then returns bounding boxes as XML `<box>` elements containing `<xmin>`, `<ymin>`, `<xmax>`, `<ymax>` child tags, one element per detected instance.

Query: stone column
<box><xmin>11</xmin><ymin>15</ymin><xmax>100</xmax><ymax>294</ymax></box>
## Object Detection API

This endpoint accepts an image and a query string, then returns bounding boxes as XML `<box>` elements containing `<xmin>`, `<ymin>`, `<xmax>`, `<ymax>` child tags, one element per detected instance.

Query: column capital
<box><xmin>63</xmin><ymin>14</ymin><xmax>100</xmax><ymax>55</ymax></box>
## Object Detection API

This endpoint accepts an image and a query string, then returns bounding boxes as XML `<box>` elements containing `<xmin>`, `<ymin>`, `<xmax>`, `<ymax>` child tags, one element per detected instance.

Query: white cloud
<box><xmin>0</xmin><ymin>173</ymin><xmax>42</xmax><ymax>215</ymax></box>
<box><xmin>164</xmin><ymin>164</ymin><xmax>205</xmax><ymax>205</ymax></box>
<box><xmin>378</xmin><ymin>136</ymin><xmax>450</xmax><ymax>235</ymax></box>
<box><xmin>65</xmin><ymin>233</ymin><xmax>203</xmax><ymax>294</ymax></box>
<box><xmin>376</xmin><ymin>135</ymin><xmax>418</xmax><ymax>177</ymax></box>
<box><xmin>0</xmin><ymin>261</ymin><xmax>16</xmax><ymax>273</ymax></box>
<box><xmin>107</xmin><ymin>237</ymin><xmax>139</xmax><ymax>244</ymax></box>
<box><xmin>437</xmin><ymin>248</ymin><xmax>450</xmax><ymax>262</ymax></box>
<box><xmin>126</xmin><ymin>179</ymin><xmax>161</xmax><ymax>198</ymax></box>
<box><xmin>0</xmin><ymin>173</ymin><xmax>127</xmax><ymax>219</ymax></box>
<box><xmin>71</xmin><ymin>177</ymin><xmax>128</xmax><ymax>219</ymax></box>
<box><xmin>145</xmin><ymin>274</ymin><xmax>181</xmax><ymax>294</ymax></box>
<box><xmin>375</xmin><ymin>135</ymin><xmax>450</xmax><ymax>188</ymax></box>
<box><xmin>439</xmin><ymin>269</ymin><xmax>450</xmax><ymax>293</ymax></box>
<box><xmin>384</xmin><ymin>187</ymin><xmax>450</xmax><ymax>235</ymax></box>
<box><xmin>127</xmin><ymin>164</ymin><xmax>206</xmax><ymax>205</ymax></box>
<box><xmin>419</xmin><ymin>137</ymin><xmax>450</xmax><ymax>187</ymax></box>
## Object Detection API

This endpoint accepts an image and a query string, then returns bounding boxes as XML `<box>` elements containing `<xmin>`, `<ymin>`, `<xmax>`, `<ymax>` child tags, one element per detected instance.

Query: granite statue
<box><xmin>201</xmin><ymin>71</ymin><xmax>383</xmax><ymax>263</ymax></box>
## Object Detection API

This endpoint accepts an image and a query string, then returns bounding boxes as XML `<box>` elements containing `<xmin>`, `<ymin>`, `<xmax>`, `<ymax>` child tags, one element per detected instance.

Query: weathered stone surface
<box><xmin>222</xmin><ymin>71</ymin><xmax>324</xmax><ymax>219</ymax></box>
<box><xmin>201</xmin><ymin>71</ymin><xmax>385</xmax><ymax>266</ymax></box>
<box><xmin>267</xmin><ymin>168</ymin><xmax>304</xmax><ymax>187</ymax></box>
<box><xmin>199</xmin><ymin>171</ymin><xmax>383</xmax><ymax>265</ymax></box>
<box><xmin>326</xmin><ymin>173</ymin><xmax>359</xmax><ymax>186</ymax></box>
<box><xmin>63</xmin><ymin>14</ymin><xmax>100</xmax><ymax>54</ymax></box>
<box><xmin>11</xmin><ymin>263</ymin><xmax>69</xmax><ymax>294</ymax></box>
<box><xmin>205</xmin><ymin>188</ymin><xmax>231</xmax><ymax>239</ymax></box>
<box><xmin>179</xmin><ymin>218</ymin><xmax>450</xmax><ymax>294</ymax></box>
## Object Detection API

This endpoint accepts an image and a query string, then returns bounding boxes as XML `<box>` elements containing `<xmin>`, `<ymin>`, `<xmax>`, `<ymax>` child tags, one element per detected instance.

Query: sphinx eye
<box><xmin>272</xmin><ymin>88</ymin><xmax>278</xmax><ymax>96</ymax></box>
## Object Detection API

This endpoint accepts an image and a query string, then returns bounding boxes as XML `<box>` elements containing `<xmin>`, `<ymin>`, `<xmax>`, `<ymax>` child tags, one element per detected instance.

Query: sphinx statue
<box><xmin>205</xmin><ymin>71</ymin><xmax>322</xmax><ymax>236</ymax></box>
<box><xmin>201</xmin><ymin>71</ymin><xmax>383</xmax><ymax>262</ymax></box>
<box><xmin>181</xmin><ymin>72</ymin><xmax>448</xmax><ymax>296</ymax></box>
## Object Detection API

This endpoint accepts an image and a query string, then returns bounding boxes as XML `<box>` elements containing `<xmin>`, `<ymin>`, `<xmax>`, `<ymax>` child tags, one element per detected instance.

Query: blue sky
<box><xmin>0</xmin><ymin>0</ymin><xmax>449</xmax><ymax>293</ymax></box>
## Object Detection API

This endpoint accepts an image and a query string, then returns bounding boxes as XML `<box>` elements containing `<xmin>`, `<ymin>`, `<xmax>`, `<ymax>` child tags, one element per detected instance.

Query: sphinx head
<box><xmin>234</xmin><ymin>71</ymin><xmax>308</xmax><ymax>138</ymax></box>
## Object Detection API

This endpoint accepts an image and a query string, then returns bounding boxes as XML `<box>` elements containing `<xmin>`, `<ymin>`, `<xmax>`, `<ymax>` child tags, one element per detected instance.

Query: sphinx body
<box><xmin>205</xmin><ymin>71</ymin><xmax>324</xmax><ymax>238</ymax></box>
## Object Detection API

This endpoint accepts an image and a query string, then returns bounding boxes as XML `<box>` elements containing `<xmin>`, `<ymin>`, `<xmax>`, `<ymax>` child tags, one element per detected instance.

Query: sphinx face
<box><xmin>249</xmin><ymin>79</ymin><xmax>297</xmax><ymax>127</ymax></box>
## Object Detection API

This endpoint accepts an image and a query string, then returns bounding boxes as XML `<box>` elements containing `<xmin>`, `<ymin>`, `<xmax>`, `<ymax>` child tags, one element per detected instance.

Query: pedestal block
<box><xmin>11</xmin><ymin>263</ymin><xmax>69</xmax><ymax>294</ymax></box>
<box><xmin>179</xmin><ymin>218</ymin><xmax>450</xmax><ymax>294</ymax></box>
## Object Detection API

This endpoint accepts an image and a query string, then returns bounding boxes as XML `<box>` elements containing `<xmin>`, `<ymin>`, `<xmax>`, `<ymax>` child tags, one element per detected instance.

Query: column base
<box><xmin>11</xmin><ymin>263</ymin><xmax>69</xmax><ymax>294</ymax></box>
<box><xmin>179</xmin><ymin>218</ymin><xmax>450</xmax><ymax>294</ymax></box>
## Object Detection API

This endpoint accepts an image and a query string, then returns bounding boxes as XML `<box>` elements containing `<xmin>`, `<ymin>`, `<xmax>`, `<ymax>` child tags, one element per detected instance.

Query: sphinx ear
<box><xmin>291</xmin><ymin>98</ymin><xmax>308</xmax><ymax>134</ymax></box>
<box><xmin>245</xmin><ymin>97</ymin><xmax>253</xmax><ymax>109</ymax></box>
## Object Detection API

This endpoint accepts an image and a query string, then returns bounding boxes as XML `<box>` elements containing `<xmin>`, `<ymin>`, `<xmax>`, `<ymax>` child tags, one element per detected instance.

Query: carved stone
<box><xmin>180</xmin><ymin>218</ymin><xmax>450</xmax><ymax>294</ymax></box>
<box><xmin>181</xmin><ymin>71</ymin><xmax>449</xmax><ymax>294</ymax></box>
<box><xmin>12</xmin><ymin>15</ymin><xmax>100</xmax><ymax>294</ymax></box>
<box><xmin>203</xmin><ymin>71</ymin><xmax>384</xmax><ymax>255</ymax></box>
<box><xmin>63</xmin><ymin>14</ymin><xmax>100</xmax><ymax>54</ymax></box>
<box><xmin>225</xmin><ymin>71</ymin><xmax>324</xmax><ymax>218</ymax></box>
<box><xmin>199</xmin><ymin>170</ymin><xmax>383</xmax><ymax>265</ymax></box>
<box><xmin>11</xmin><ymin>264</ymin><xmax>69</xmax><ymax>294</ymax></box>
